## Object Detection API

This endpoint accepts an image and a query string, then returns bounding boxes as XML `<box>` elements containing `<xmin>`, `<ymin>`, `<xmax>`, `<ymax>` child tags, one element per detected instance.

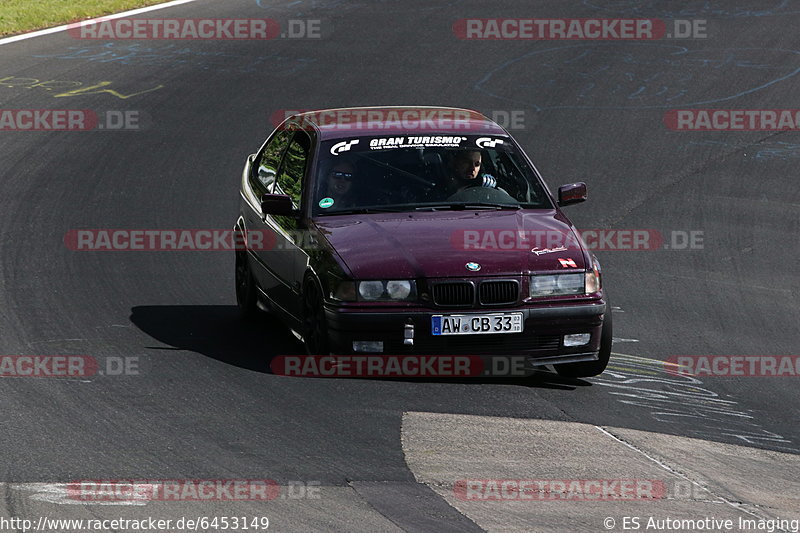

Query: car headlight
<box><xmin>530</xmin><ymin>273</ymin><xmax>584</xmax><ymax>297</ymax></box>
<box><xmin>358</xmin><ymin>281</ymin><xmax>385</xmax><ymax>300</ymax></box>
<box><xmin>386</xmin><ymin>280</ymin><xmax>412</xmax><ymax>299</ymax></box>
<box><xmin>332</xmin><ymin>280</ymin><xmax>356</xmax><ymax>301</ymax></box>
<box><xmin>355</xmin><ymin>280</ymin><xmax>417</xmax><ymax>301</ymax></box>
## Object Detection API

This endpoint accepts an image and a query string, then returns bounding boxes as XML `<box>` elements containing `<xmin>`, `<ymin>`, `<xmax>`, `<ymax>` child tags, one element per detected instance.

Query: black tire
<box><xmin>555</xmin><ymin>299</ymin><xmax>613</xmax><ymax>378</ymax></box>
<box><xmin>302</xmin><ymin>277</ymin><xmax>330</xmax><ymax>355</ymax></box>
<box><xmin>235</xmin><ymin>250</ymin><xmax>258</xmax><ymax>319</ymax></box>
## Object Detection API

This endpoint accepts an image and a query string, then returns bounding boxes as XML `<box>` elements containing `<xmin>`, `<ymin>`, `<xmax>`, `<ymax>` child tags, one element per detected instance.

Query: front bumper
<box><xmin>324</xmin><ymin>300</ymin><xmax>607</xmax><ymax>366</ymax></box>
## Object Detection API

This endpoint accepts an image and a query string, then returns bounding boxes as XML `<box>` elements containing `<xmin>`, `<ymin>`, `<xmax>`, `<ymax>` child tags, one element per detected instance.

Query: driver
<box><xmin>446</xmin><ymin>150</ymin><xmax>497</xmax><ymax>195</ymax></box>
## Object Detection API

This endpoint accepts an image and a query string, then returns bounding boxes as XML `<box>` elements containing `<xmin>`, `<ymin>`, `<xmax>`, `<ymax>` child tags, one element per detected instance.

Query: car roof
<box><xmin>285</xmin><ymin>106</ymin><xmax>508</xmax><ymax>140</ymax></box>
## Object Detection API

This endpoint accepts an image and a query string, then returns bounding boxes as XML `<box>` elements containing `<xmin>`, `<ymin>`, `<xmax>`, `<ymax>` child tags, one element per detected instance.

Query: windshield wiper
<box><xmin>414</xmin><ymin>203</ymin><xmax>521</xmax><ymax>211</ymax></box>
<box><xmin>318</xmin><ymin>207</ymin><xmax>410</xmax><ymax>215</ymax></box>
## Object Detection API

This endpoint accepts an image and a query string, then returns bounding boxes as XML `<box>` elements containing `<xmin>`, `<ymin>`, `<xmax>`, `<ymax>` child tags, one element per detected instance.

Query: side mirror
<box><xmin>557</xmin><ymin>182</ymin><xmax>587</xmax><ymax>207</ymax></box>
<box><xmin>260</xmin><ymin>194</ymin><xmax>298</xmax><ymax>217</ymax></box>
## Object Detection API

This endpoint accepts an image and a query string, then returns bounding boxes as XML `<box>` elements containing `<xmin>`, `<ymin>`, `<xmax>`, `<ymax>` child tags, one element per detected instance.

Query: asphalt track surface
<box><xmin>0</xmin><ymin>1</ymin><xmax>799</xmax><ymax>531</ymax></box>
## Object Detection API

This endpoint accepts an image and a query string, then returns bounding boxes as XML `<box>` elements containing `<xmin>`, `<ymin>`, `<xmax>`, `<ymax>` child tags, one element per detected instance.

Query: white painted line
<box><xmin>9</xmin><ymin>483</ymin><xmax>146</xmax><ymax>506</ymax></box>
<box><xmin>594</xmin><ymin>426</ymin><xmax>773</xmax><ymax>523</ymax></box>
<box><xmin>0</xmin><ymin>0</ymin><xmax>202</xmax><ymax>46</ymax></box>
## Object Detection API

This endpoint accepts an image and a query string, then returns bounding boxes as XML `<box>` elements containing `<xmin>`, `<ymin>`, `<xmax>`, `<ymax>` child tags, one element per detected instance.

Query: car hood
<box><xmin>313</xmin><ymin>210</ymin><xmax>587</xmax><ymax>279</ymax></box>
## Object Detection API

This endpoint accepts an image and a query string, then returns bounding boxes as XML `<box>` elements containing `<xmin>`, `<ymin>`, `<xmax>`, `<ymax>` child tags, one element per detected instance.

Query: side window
<box><xmin>251</xmin><ymin>129</ymin><xmax>292</xmax><ymax>197</ymax></box>
<box><xmin>275</xmin><ymin>133</ymin><xmax>310</xmax><ymax>208</ymax></box>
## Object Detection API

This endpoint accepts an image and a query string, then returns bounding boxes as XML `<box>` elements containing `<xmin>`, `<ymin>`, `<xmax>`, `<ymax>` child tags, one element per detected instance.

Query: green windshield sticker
<box><xmin>319</xmin><ymin>197</ymin><xmax>334</xmax><ymax>208</ymax></box>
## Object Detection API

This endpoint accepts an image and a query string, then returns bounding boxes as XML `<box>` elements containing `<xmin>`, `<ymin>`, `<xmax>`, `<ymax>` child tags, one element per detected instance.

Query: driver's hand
<box><xmin>479</xmin><ymin>174</ymin><xmax>497</xmax><ymax>188</ymax></box>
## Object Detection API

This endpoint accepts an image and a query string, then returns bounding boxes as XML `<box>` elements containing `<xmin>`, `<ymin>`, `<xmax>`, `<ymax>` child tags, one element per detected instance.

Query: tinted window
<box><xmin>251</xmin><ymin>129</ymin><xmax>292</xmax><ymax>196</ymax></box>
<box><xmin>275</xmin><ymin>133</ymin><xmax>310</xmax><ymax>208</ymax></box>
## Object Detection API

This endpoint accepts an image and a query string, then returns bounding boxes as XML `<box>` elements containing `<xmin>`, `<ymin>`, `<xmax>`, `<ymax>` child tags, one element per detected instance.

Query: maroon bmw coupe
<box><xmin>234</xmin><ymin>107</ymin><xmax>611</xmax><ymax>377</ymax></box>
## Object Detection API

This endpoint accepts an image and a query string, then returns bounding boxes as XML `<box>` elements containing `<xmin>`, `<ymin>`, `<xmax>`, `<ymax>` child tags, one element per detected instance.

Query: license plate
<box><xmin>431</xmin><ymin>313</ymin><xmax>523</xmax><ymax>336</ymax></box>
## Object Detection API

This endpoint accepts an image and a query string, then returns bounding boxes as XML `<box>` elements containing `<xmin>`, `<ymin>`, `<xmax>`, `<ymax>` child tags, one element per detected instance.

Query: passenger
<box><xmin>324</xmin><ymin>161</ymin><xmax>358</xmax><ymax>208</ymax></box>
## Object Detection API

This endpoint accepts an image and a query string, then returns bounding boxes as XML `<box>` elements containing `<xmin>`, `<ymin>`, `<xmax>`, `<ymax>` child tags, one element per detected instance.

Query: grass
<box><xmin>0</xmin><ymin>0</ymin><xmax>172</xmax><ymax>37</ymax></box>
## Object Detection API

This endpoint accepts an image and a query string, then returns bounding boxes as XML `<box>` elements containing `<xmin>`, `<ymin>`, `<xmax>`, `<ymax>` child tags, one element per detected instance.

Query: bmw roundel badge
<box><xmin>465</xmin><ymin>262</ymin><xmax>481</xmax><ymax>272</ymax></box>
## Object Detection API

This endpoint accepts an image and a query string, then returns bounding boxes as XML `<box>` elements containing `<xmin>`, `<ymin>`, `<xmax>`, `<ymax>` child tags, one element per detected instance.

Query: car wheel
<box><xmin>555</xmin><ymin>300</ymin><xmax>613</xmax><ymax>378</ymax></box>
<box><xmin>235</xmin><ymin>250</ymin><xmax>258</xmax><ymax>319</ymax></box>
<box><xmin>302</xmin><ymin>277</ymin><xmax>330</xmax><ymax>355</ymax></box>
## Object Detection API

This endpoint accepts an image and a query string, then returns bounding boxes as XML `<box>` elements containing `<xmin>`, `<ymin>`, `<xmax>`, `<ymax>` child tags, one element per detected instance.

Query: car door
<box><xmin>254</xmin><ymin>130</ymin><xmax>312</xmax><ymax>320</ymax></box>
<box><xmin>244</xmin><ymin>128</ymin><xmax>292</xmax><ymax>306</ymax></box>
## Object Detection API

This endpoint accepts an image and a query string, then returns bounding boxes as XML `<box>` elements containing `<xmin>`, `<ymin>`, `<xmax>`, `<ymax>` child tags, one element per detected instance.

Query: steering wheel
<box><xmin>445</xmin><ymin>185</ymin><xmax>518</xmax><ymax>204</ymax></box>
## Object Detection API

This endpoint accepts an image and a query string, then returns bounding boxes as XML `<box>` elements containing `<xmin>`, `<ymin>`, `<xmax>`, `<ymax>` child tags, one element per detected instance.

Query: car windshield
<box><xmin>313</xmin><ymin>134</ymin><xmax>552</xmax><ymax>215</ymax></box>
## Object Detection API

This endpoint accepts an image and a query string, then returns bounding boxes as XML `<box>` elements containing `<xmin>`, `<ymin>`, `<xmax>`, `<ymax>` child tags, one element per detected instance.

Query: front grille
<box><xmin>432</xmin><ymin>282</ymin><xmax>474</xmax><ymax>306</ymax></box>
<box><xmin>479</xmin><ymin>280</ymin><xmax>519</xmax><ymax>305</ymax></box>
